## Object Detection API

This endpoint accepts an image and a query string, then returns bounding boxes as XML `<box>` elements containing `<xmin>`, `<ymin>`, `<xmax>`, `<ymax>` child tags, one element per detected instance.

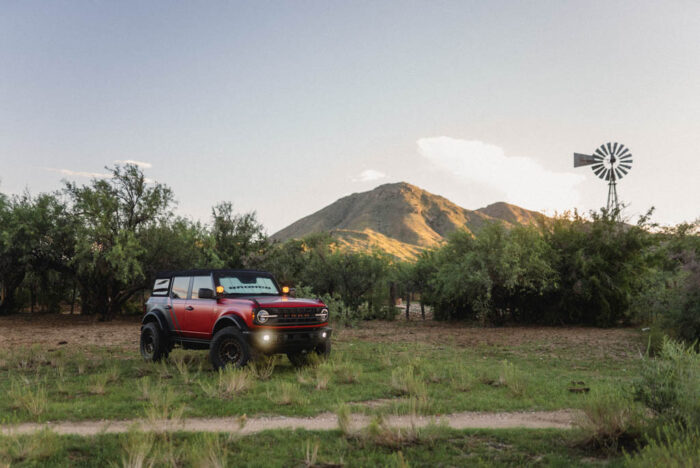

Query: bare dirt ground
<box><xmin>1</xmin><ymin>410</ymin><xmax>579</xmax><ymax>436</ymax></box>
<box><xmin>0</xmin><ymin>313</ymin><xmax>641</xmax><ymax>356</ymax></box>
<box><xmin>0</xmin><ymin>314</ymin><xmax>141</xmax><ymax>350</ymax></box>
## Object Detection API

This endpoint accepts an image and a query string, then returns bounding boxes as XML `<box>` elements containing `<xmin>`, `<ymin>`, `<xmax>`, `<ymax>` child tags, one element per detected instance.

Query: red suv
<box><xmin>140</xmin><ymin>269</ymin><xmax>331</xmax><ymax>369</ymax></box>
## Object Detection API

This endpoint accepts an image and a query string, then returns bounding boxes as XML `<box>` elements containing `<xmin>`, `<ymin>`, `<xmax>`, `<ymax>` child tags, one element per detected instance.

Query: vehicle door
<box><xmin>169</xmin><ymin>276</ymin><xmax>191</xmax><ymax>336</ymax></box>
<box><xmin>184</xmin><ymin>275</ymin><xmax>217</xmax><ymax>339</ymax></box>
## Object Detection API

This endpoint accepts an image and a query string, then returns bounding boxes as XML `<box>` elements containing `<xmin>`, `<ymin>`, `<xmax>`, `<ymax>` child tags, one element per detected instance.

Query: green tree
<box><xmin>426</xmin><ymin>223</ymin><xmax>557</xmax><ymax>323</ymax></box>
<box><xmin>66</xmin><ymin>164</ymin><xmax>174</xmax><ymax>319</ymax></box>
<box><xmin>211</xmin><ymin>202</ymin><xmax>269</xmax><ymax>268</ymax></box>
<box><xmin>0</xmin><ymin>192</ymin><xmax>76</xmax><ymax>315</ymax></box>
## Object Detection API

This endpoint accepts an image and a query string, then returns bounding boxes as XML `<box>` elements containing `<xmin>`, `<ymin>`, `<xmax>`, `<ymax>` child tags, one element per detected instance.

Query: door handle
<box><xmin>185</xmin><ymin>306</ymin><xmax>194</xmax><ymax>311</ymax></box>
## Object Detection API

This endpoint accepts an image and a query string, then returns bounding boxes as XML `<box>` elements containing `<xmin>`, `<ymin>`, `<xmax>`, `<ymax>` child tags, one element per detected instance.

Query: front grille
<box><xmin>268</xmin><ymin>307</ymin><xmax>324</xmax><ymax>325</ymax></box>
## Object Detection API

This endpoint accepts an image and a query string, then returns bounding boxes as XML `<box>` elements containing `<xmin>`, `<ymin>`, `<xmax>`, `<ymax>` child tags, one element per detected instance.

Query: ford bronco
<box><xmin>140</xmin><ymin>269</ymin><xmax>331</xmax><ymax>369</ymax></box>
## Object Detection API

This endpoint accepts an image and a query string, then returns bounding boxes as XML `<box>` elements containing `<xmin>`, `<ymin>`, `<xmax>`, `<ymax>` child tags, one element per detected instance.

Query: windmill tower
<box><xmin>574</xmin><ymin>142</ymin><xmax>633</xmax><ymax>213</ymax></box>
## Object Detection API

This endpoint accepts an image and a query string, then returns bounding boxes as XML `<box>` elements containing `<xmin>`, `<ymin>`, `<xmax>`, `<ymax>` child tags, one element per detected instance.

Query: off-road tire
<box><xmin>210</xmin><ymin>326</ymin><xmax>251</xmax><ymax>370</ymax></box>
<box><xmin>140</xmin><ymin>322</ymin><xmax>166</xmax><ymax>362</ymax></box>
<box><xmin>287</xmin><ymin>340</ymin><xmax>332</xmax><ymax>367</ymax></box>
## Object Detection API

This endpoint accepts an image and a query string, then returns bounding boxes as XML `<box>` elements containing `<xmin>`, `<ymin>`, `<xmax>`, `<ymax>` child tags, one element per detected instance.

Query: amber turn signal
<box><xmin>216</xmin><ymin>285</ymin><xmax>224</xmax><ymax>294</ymax></box>
<box><xmin>282</xmin><ymin>286</ymin><xmax>290</xmax><ymax>294</ymax></box>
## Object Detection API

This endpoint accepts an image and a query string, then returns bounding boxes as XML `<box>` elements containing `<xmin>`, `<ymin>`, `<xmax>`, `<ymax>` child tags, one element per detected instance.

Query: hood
<box><xmin>251</xmin><ymin>296</ymin><xmax>325</xmax><ymax>308</ymax></box>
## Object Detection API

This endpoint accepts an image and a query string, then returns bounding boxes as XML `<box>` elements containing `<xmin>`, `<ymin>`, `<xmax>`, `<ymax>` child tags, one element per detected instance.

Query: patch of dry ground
<box><xmin>0</xmin><ymin>314</ymin><xmax>640</xmax><ymax>357</ymax></box>
<box><xmin>340</xmin><ymin>320</ymin><xmax>641</xmax><ymax>360</ymax></box>
<box><xmin>0</xmin><ymin>314</ymin><xmax>140</xmax><ymax>350</ymax></box>
<box><xmin>0</xmin><ymin>410</ymin><xmax>579</xmax><ymax>436</ymax></box>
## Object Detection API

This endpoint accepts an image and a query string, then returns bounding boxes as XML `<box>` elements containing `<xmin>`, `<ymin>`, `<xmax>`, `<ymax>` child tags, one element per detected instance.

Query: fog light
<box><xmin>263</xmin><ymin>334</ymin><xmax>271</xmax><ymax>342</ymax></box>
<box><xmin>321</xmin><ymin>332</ymin><xmax>327</xmax><ymax>338</ymax></box>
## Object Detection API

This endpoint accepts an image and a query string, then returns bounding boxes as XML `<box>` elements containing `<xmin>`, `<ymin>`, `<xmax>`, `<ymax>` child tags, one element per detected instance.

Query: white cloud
<box><xmin>114</xmin><ymin>159</ymin><xmax>152</xmax><ymax>168</ymax></box>
<box><xmin>417</xmin><ymin>136</ymin><xmax>585</xmax><ymax>212</ymax></box>
<box><xmin>42</xmin><ymin>167</ymin><xmax>112</xmax><ymax>179</ymax></box>
<box><xmin>352</xmin><ymin>169</ymin><xmax>386</xmax><ymax>182</ymax></box>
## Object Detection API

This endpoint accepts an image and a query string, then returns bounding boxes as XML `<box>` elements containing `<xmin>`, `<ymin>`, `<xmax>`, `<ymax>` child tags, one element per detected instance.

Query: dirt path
<box><xmin>0</xmin><ymin>410</ymin><xmax>579</xmax><ymax>436</ymax></box>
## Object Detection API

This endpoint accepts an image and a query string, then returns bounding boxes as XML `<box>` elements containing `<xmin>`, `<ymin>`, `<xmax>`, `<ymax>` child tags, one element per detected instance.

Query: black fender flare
<box><xmin>212</xmin><ymin>314</ymin><xmax>247</xmax><ymax>336</ymax></box>
<box><xmin>142</xmin><ymin>310</ymin><xmax>169</xmax><ymax>333</ymax></box>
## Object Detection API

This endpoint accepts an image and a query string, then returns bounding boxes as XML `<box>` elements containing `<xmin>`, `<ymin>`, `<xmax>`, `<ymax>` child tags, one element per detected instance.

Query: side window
<box><xmin>171</xmin><ymin>276</ymin><xmax>191</xmax><ymax>299</ymax></box>
<box><xmin>191</xmin><ymin>276</ymin><xmax>214</xmax><ymax>299</ymax></box>
<box><xmin>152</xmin><ymin>278</ymin><xmax>170</xmax><ymax>296</ymax></box>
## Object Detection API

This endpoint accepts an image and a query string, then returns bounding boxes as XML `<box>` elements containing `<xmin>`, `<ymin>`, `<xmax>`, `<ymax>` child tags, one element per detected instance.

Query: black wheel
<box><xmin>210</xmin><ymin>327</ymin><xmax>251</xmax><ymax>370</ymax></box>
<box><xmin>287</xmin><ymin>340</ymin><xmax>331</xmax><ymax>367</ymax></box>
<box><xmin>140</xmin><ymin>322</ymin><xmax>166</xmax><ymax>362</ymax></box>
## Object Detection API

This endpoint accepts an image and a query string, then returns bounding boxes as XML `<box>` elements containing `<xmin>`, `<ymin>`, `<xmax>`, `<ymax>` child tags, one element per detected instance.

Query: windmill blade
<box><xmin>615</xmin><ymin>167</ymin><xmax>625</xmax><ymax>179</ymax></box>
<box><xmin>606</xmin><ymin>142</ymin><xmax>613</xmax><ymax>155</ymax></box>
<box><xmin>612</xmin><ymin>142</ymin><xmax>619</xmax><ymax>155</ymax></box>
<box><xmin>619</xmin><ymin>154</ymin><xmax>633</xmax><ymax>161</ymax></box>
<box><xmin>603</xmin><ymin>168</ymin><xmax>612</xmax><ymax>180</ymax></box>
<box><xmin>592</xmin><ymin>152</ymin><xmax>605</xmax><ymax>160</ymax></box>
<box><xmin>618</xmin><ymin>147</ymin><xmax>630</xmax><ymax>157</ymax></box>
<box><xmin>574</xmin><ymin>153</ymin><xmax>598</xmax><ymax>167</ymax></box>
<box><xmin>591</xmin><ymin>163</ymin><xmax>604</xmax><ymax>171</ymax></box>
<box><xmin>619</xmin><ymin>162</ymin><xmax>632</xmax><ymax>169</ymax></box>
<box><xmin>593</xmin><ymin>165</ymin><xmax>607</xmax><ymax>178</ymax></box>
<box><xmin>618</xmin><ymin>165</ymin><xmax>629</xmax><ymax>176</ymax></box>
<box><xmin>598</xmin><ymin>145</ymin><xmax>610</xmax><ymax>156</ymax></box>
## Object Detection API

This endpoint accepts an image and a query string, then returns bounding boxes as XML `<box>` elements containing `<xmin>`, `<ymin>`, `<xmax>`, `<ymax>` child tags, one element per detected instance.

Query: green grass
<box><xmin>0</xmin><ymin>335</ymin><xmax>642</xmax><ymax>423</ymax></box>
<box><xmin>0</xmin><ymin>427</ymin><xmax>624</xmax><ymax>467</ymax></box>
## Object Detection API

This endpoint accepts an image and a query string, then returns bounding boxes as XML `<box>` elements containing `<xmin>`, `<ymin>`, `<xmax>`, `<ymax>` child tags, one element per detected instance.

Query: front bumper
<box><xmin>244</xmin><ymin>327</ymin><xmax>332</xmax><ymax>353</ymax></box>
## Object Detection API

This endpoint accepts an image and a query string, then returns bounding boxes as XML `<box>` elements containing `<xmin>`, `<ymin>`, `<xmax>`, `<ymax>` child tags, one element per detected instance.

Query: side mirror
<box><xmin>198</xmin><ymin>288</ymin><xmax>215</xmax><ymax>299</ymax></box>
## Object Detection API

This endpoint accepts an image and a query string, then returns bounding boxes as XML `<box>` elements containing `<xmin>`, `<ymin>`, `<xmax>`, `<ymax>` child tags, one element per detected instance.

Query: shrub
<box><xmin>576</xmin><ymin>390</ymin><xmax>644</xmax><ymax>453</ymax></box>
<box><xmin>625</xmin><ymin>423</ymin><xmax>700</xmax><ymax>468</ymax></box>
<box><xmin>633</xmin><ymin>337</ymin><xmax>700</xmax><ymax>428</ymax></box>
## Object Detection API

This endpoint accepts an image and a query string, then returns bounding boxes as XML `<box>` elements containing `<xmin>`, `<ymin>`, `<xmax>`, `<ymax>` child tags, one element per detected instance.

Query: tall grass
<box><xmin>7</xmin><ymin>377</ymin><xmax>48</xmax><ymax>418</ymax></box>
<box><xmin>248</xmin><ymin>355</ymin><xmax>277</xmax><ymax>381</ymax></box>
<box><xmin>624</xmin><ymin>424</ymin><xmax>700</xmax><ymax>467</ymax></box>
<box><xmin>498</xmin><ymin>360</ymin><xmax>527</xmax><ymax>397</ymax></box>
<box><xmin>200</xmin><ymin>368</ymin><xmax>254</xmax><ymax>399</ymax></box>
<box><xmin>0</xmin><ymin>429</ymin><xmax>59</xmax><ymax>466</ymax></box>
<box><xmin>390</xmin><ymin>366</ymin><xmax>427</xmax><ymax>399</ymax></box>
<box><xmin>576</xmin><ymin>390</ymin><xmax>643</xmax><ymax>453</ymax></box>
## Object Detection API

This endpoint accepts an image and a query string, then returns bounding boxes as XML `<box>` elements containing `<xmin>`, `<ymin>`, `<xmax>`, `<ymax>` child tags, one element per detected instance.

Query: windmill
<box><xmin>574</xmin><ymin>142</ymin><xmax>633</xmax><ymax>213</ymax></box>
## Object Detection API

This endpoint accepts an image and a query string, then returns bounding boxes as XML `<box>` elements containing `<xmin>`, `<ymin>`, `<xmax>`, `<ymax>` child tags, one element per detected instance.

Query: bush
<box><xmin>625</xmin><ymin>423</ymin><xmax>700</xmax><ymax>467</ymax></box>
<box><xmin>576</xmin><ymin>390</ymin><xmax>644</xmax><ymax>453</ymax></box>
<box><xmin>633</xmin><ymin>338</ymin><xmax>700</xmax><ymax>429</ymax></box>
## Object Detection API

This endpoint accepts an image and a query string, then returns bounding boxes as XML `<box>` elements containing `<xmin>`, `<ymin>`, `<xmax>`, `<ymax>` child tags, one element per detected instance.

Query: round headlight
<box><xmin>319</xmin><ymin>308</ymin><xmax>329</xmax><ymax>321</ymax></box>
<box><xmin>257</xmin><ymin>309</ymin><xmax>270</xmax><ymax>324</ymax></box>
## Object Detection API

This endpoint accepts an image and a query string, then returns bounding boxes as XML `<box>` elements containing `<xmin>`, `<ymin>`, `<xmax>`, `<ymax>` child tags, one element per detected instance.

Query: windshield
<box><xmin>217</xmin><ymin>273</ymin><xmax>280</xmax><ymax>296</ymax></box>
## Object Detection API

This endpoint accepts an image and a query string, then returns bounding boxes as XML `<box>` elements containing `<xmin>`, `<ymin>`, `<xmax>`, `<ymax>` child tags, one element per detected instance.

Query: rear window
<box><xmin>171</xmin><ymin>276</ymin><xmax>190</xmax><ymax>299</ymax></box>
<box><xmin>152</xmin><ymin>278</ymin><xmax>170</xmax><ymax>296</ymax></box>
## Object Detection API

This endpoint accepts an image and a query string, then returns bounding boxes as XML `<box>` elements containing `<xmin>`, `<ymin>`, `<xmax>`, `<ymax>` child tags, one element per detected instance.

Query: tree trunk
<box><xmin>405</xmin><ymin>291</ymin><xmax>411</xmax><ymax>321</ymax></box>
<box><xmin>70</xmin><ymin>282</ymin><xmax>77</xmax><ymax>314</ymax></box>
<box><xmin>421</xmin><ymin>302</ymin><xmax>425</xmax><ymax>321</ymax></box>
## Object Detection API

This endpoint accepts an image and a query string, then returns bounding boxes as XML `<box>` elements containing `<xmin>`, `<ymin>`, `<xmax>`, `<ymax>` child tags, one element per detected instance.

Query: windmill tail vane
<box><xmin>573</xmin><ymin>142</ymin><xmax>633</xmax><ymax>213</ymax></box>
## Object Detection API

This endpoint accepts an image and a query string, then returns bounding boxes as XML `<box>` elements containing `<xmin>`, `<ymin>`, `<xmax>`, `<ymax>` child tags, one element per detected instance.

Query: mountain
<box><xmin>272</xmin><ymin>182</ymin><xmax>546</xmax><ymax>260</ymax></box>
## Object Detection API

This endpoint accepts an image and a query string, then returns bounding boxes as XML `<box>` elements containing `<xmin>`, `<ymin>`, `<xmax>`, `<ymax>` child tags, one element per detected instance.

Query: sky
<box><xmin>1</xmin><ymin>1</ymin><xmax>699</xmax><ymax>234</ymax></box>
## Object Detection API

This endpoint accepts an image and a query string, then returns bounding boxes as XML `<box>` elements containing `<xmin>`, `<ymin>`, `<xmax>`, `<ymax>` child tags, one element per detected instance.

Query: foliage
<box><xmin>625</xmin><ymin>423</ymin><xmax>700</xmax><ymax>468</ymax></box>
<box><xmin>576</xmin><ymin>389</ymin><xmax>644</xmax><ymax>453</ymax></box>
<box><xmin>633</xmin><ymin>338</ymin><xmax>700</xmax><ymax>429</ymax></box>
<box><xmin>65</xmin><ymin>164</ymin><xmax>175</xmax><ymax>318</ymax></box>
<box><xmin>423</xmin><ymin>223</ymin><xmax>557</xmax><ymax>323</ymax></box>
<box><xmin>210</xmin><ymin>201</ymin><xmax>269</xmax><ymax>268</ymax></box>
